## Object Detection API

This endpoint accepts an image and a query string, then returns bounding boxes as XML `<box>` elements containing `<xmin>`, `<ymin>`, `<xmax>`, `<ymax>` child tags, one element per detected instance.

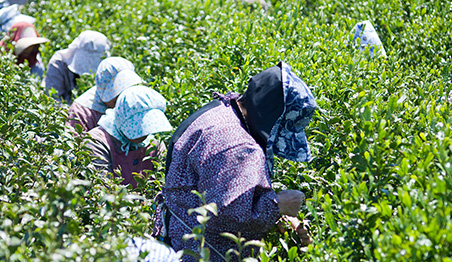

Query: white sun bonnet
<box><xmin>67</xmin><ymin>30</ymin><xmax>111</xmax><ymax>75</ymax></box>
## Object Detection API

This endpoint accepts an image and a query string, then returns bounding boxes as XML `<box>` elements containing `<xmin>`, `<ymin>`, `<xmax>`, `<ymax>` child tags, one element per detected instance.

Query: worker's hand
<box><xmin>277</xmin><ymin>190</ymin><xmax>305</xmax><ymax>217</ymax></box>
<box><xmin>296</xmin><ymin>223</ymin><xmax>313</xmax><ymax>246</ymax></box>
<box><xmin>285</xmin><ymin>216</ymin><xmax>313</xmax><ymax>246</ymax></box>
<box><xmin>279</xmin><ymin>215</ymin><xmax>313</xmax><ymax>246</ymax></box>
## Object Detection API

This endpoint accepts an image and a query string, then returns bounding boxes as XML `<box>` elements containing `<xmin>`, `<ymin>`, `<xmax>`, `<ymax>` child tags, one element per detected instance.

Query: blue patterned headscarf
<box><xmin>74</xmin><ymin>57</ymin><xmax>142</xmax><ymax>113</ymax></box>
<box><xmin>95</xmin><ymin>57</ymin><xmax>143</xmax><ymax>103</ymax></box>
<box><xmin>351</xmin><ymin>20</ymin><xmax>387</xmax><ymax>58</ymax></box>
<box><xmin>98</xmin><ymin>85</ymin><xmax>172</xmax><ymax>155</ymax></box>
<box><xmin>265</xmin><ymin>62</ymin><xmax>317</xmax><ymax>172</ymax></box>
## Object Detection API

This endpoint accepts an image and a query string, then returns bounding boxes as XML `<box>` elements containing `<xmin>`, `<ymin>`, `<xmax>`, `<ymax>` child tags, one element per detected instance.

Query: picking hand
<box><xmin>280</xmin><ymin>215</ymin><xmax>313</xmax><ymax>246</ymax></box>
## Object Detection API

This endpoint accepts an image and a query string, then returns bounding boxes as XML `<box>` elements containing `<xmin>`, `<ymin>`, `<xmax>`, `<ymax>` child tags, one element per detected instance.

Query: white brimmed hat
<box><xmin>14</xmin><ymin>37</ymin><xmax>49</xmax><ymax>55</ymax></box>
<box><xmin>67</xmin><ymin>30</ymin><xmax>111</xmax><ymax>75</ymax></box>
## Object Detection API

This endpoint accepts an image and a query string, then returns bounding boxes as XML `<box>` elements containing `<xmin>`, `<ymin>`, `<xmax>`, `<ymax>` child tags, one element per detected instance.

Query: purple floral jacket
<box><xmin>161</xmin><ymin>94</ymin><xmax>280</xmax><ymax>261</ymax></box>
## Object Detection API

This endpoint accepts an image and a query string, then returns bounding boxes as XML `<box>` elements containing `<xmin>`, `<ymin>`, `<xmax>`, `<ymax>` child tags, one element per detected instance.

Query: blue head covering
<box><xmin>74</xmin><ymin>57</ymin><xmax>142</xmax><ymax>113</ymax></box>
<box><xmin>351</xmin><ymin>20</ymin><xmax>387</xmax><ymax>58</ymax></box>
<box><xmin>0</xmin><ymin>4</ymin><xmax>35</xmax><ymax>32</ymax></box>
<box><xmin>98</xmin><ymin>85</ymin><xmax>172</xmax><ymax>155</ymax></box>
<box><xmin>95</xmin><ymin>57</ymin><xmax>143</xmax><ymax>103</ymax></box>
<box><xmin>265</xmin><ymin>62</ymin><xmax>317</xmax><ymax>173</ymax></box>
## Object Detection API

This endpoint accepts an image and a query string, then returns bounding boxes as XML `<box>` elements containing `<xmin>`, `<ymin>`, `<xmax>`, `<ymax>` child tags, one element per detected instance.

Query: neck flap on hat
<box><xmin>263</xmin><ymin>62</ymin><xmax>317</xmax><ymax>175</ymax></box>
<box><xmin>98</xmin><ymin>108</ymin><xmax>142</xmax><ymax>156</ymax></box>
<box><xmin>73</xmin><ymin>86</ymin><xmax>106</xmax><ymax>113</ymax></box>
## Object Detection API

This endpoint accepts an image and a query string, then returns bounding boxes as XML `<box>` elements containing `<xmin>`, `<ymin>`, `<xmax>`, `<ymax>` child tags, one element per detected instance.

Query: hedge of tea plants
<box><xmin>1</xmin><ymin>0</ymin><xmax>451</xmax><ymax>261</ymax></box>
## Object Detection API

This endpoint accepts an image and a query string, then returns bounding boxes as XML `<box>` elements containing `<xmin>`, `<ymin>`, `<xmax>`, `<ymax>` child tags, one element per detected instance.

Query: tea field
<box><xmin>0</xmin><ymin>0</ymin><xmax>451</xmax><ymax>261</ymax></box>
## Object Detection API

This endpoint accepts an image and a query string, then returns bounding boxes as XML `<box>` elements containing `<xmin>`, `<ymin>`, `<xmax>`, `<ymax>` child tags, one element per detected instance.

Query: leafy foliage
<box><xmin>0</xmin><ymin>0</ymin><xmax>451</xmax><ymax>261</ymax></box>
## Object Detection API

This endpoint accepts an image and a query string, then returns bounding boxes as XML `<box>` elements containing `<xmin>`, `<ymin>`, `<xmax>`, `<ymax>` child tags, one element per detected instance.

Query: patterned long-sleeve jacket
<box><xmin>163</xmin><ymin>93</ymin><xmax>280</xmax><ymax>261</ymax></box>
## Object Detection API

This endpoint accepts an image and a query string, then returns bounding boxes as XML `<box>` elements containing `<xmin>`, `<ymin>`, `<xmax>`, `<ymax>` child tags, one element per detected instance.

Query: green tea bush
<box><xmin>1</xmin><ymin>0</ymin><xmax>451</xmax><ymax>260</ymax></box>
<box><xmin>0</xmin><ymin>57</ymin><xmax>164</xmax><ymax>260</ymax></box>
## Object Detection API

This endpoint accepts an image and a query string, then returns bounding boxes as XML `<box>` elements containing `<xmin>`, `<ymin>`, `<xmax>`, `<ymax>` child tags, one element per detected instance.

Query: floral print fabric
<box><xmin>265</xmin><ymin>61</ymin><xmax>317</xmax><ymax>173</ymax></box>
<box><xmin>95</xmin><ymin>57</ymin><xmax>139</xmax><ymax>103</ymax></box>
<box><xmin>75</xmin><ymin>57</ymin><xmax>139</xmax><ymax>114</ymax></box>
<box><xmin>351</xmin><ymin>20</ymin><xmax>387</xmax><ymax>58</ymax></box>
<box><xmin>163</xmin><ymin>94</ymin><xmax>279</xmax><ymax>261</ymax></box>
<box><xmin>97</xmin><ymin>86</ymin><xmax>172</xmax><ymax>155</ymax></box>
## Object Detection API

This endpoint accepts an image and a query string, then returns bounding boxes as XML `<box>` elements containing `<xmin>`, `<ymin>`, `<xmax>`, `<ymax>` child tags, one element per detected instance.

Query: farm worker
<box><xmin>67</xmin><ymin>57</ymin><xmax>143</xmax><ymax>132</ymax></box>
<box><xmin>42</xmin><ymin>30</ymin><xmax>111</xmax><ymax>104</ymax></box>
<box><xmin>86</xmin><ymin>85</ymin><xmax>172</xmax><ymax>188</ymax></box>
<box><xmin>125</xmin><ymin>237</ymin><xmax>179</xmax><ymax>262</ymax></box>
<box><xmin>0</xmin><ymin>4</ymin><xmax>35</xmax><ymax>32</ymax></box>
<box><xmin>0</xmin><ymin>21</ymin><xmax>49</xmax><ymax>78</ymax></box>
<box><xmin>152</xmin><ymin>61</ymin><xmax>317</xmax><ymax>261</ymax></box>
<box><xmin>351</xmin><ymin>20</ymin><xmax>387</xmax><ymax>58</ymax></box>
